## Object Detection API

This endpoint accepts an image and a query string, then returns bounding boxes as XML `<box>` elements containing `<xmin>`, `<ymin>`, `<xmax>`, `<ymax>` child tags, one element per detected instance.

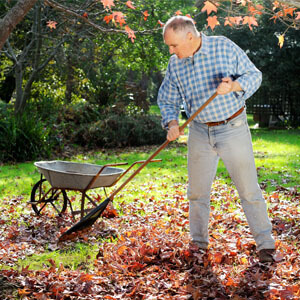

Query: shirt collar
<box><xmin>182</xmin><ymin>33</ymin><xmax>209</xmax><ymax>64</ymax></box>
<box><xmin>196</xmin><ymin>33</ymin><xmax>209</xmax><ymax>56</ymax></box>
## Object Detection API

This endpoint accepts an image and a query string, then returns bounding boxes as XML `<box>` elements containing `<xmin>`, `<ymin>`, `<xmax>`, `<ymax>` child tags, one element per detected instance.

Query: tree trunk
<box><xmin>0</xmin><ymin>0</ymin><xmax>38</xmax><ymax>51</ymax></box>
<box><xmin>14</xmin><ymin>62</ymin><xmax>24</xmax><ymax>114</ymax></box>
<box><xmin>65</xmin><ymin>55</ymin><xmax>76</xmax><ymax>104</ymax></box>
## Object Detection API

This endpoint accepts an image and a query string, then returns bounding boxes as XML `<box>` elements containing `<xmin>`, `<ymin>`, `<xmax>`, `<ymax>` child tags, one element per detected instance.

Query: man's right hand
<box><xmin>167</xmin><ymin>120</ymin><xmax>184</xmax><ymax>141</ymax></box>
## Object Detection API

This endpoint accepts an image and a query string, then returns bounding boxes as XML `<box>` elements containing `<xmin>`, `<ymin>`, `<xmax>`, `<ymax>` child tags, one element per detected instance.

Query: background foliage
<box><xmin>0</xmin><ymin>0</ymin><xmax>299</xmax><ymax>163</ymax></box>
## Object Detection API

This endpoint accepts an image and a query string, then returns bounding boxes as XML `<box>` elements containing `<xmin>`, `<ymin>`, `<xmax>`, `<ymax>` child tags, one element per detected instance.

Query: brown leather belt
<box><xmin>205</xmin><ymin>106</ymin><xmax>244</xmax><ymax>127</ymax></box>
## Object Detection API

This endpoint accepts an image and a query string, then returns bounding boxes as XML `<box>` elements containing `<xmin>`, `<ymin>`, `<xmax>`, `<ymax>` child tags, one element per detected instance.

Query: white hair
<box><xmin>163</xmin><ymin>16</ymin><xmax>199</xmax><ymax>37</ymax></box>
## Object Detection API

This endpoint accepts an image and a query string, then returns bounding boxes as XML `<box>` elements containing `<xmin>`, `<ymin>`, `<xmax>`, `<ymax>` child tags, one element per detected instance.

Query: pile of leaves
<box><xmin>0</xmin><ymin>181</ymin><xmax>299</xmax><ymax>299</ymax></box>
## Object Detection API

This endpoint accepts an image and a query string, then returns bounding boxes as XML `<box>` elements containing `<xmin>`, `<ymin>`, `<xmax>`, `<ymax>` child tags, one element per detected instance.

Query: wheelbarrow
<box><xmin>30</xmin><ymin>159</ymin><xmax>161</xmax><ymax>220</ymax></box>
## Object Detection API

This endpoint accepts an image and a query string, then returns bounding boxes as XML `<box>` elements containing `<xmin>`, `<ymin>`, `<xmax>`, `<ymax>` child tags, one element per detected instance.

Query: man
<box><xmin>157</xmin><ymin>16</ymin><xmax>276</xmax><ymax>263</ymax></box>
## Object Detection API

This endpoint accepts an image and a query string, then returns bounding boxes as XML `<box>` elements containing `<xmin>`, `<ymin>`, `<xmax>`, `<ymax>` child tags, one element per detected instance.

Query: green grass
<box><xmin>17</xmin><ymin>243</ymin><xmax>99</xmax><ymax>271</ymax></box>
<box><xmin>0</xmin><ymin>115</ymin><xmax>299</xmax><ymax>200</ymax></box>
<box><xmin>216</xmin><ymin>129</ymin><xmax>300</xmax><ymax>190</ymax></box>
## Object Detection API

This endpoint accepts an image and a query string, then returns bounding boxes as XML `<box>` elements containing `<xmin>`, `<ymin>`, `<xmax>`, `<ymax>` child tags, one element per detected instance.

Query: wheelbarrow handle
<box><xmin>104</xmin><ymin>162</ymin><xmax>128</xmax><ymax>166</ymax></box>
<box><xmin>111</xmin><ymin>159</ymin><xmax>162</xmax><ymax>186</ymax></box>
<box><xmin>84</xmin><ymin>162</ymin><xmax>128</xmax><ymax>192</ymax></box>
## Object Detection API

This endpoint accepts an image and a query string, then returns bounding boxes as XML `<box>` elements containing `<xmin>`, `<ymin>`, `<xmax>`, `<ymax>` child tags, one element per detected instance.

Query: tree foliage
<box><xmin>196</xmin><ymin>0</ymin><xmax>300</xmax><ymax>46</ymax></box>
<box><xmin>212</xmin><ymin>2</ymin><xmax>300</xmax><ymax>127</ymax></box>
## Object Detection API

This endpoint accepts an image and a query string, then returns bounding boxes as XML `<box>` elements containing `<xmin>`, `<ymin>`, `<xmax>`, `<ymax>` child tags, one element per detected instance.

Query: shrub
<box><xmin>71</xmin><ymin>113</ymin><xmax>166</xmax><ymax>148</ymax></box>
<box><xmin>0</xmin><ymin>108</ymin><xmax>52</xmax><ymax>162</ymax></box>
<box><xmin>0</xmin><ymin>100</ymin><xmax>167</xmax><ymax>162</ymax></box>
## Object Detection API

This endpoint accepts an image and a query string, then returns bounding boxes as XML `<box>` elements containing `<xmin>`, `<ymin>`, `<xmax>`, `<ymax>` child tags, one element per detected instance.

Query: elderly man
<box><xmin>157</xmin><ymin>16</ymin><xmax>276</xmax><ymax>263</ymax></box>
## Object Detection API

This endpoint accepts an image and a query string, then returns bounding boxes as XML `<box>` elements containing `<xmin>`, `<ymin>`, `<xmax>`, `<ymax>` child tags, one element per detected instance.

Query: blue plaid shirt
<box><xmin>157</xmin><ymin>33</ymin><xmax>262</xmax><ymax>127</ymax></box>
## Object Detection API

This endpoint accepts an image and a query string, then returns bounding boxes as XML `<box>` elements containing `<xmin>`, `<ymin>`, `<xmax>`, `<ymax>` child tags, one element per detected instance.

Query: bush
<box><xmin>0</xmin><ymin>100</ymin><xmax>166</xmax><ymax>162</ymax></box>
<box><xmin>0</xmin><ymin>108</ymin><xmax>52</xmax><ymax>162</ymax></box>
<box><xmin>70</xmin><ymin>113</ymin><xmax>166</xmax><ymax>148</ymax></box>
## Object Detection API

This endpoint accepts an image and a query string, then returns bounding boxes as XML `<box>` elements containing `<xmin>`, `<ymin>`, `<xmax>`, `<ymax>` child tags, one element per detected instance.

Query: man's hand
<box><xmin>167</xmin><ymin>120</ymin><xmax>184</xmax><ymax>141</ymax></box>
<box><xmin>217</xmin><ymin>77</ymin><xmax>242</xmax><ymax>95</ymax></box>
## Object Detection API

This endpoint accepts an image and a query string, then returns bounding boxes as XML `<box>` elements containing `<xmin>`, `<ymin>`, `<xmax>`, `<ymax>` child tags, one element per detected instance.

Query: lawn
<box><xmin>0</xmin><ymin>115</ymin><xmax>299</xmax><ymax>199</ymax></box>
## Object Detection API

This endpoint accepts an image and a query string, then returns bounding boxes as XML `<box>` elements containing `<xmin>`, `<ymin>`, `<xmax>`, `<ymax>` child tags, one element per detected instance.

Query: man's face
<box><xmin>164</xmin><ymin>28</ymin><xmax>193</xmax><ymax>59</ymax></box>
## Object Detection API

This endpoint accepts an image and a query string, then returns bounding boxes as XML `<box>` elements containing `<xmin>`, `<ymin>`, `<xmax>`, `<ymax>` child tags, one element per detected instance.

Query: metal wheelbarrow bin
<box><xmin>30</xmin><ymin>159</ymin><xmax>160</xmax><ymax>219</ymax></box>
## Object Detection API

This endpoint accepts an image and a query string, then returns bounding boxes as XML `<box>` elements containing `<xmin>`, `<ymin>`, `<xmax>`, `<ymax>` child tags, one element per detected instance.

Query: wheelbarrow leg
<box><xmin>81</xmin><ymin>192</ymin><xmax>86</xmax><ymax>219</ymax></box>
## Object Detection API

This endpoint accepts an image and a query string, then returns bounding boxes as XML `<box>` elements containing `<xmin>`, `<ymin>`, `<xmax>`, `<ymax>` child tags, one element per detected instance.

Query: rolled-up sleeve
<box><xmin>157</xmin><ymin>61</ymin><xmax>182</xmax><ymax>128</ymax></box>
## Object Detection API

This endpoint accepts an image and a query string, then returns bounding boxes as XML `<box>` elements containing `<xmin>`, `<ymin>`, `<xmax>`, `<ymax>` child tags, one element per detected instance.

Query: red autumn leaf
<box><xmin>201</xmin><ymin>1</ymin><xmax>218</xmax><ymax>15</ymax></box>
<box><xmin>48</xmin><ymin>258</ymin><xmax>55</xmax><ymax>266</ymax></box>
<box><xmin>101</xmin><ymin>0</ymin><xmax>115</xmax><ymax>10</ymax></box>
<box><xmin>18</xmin><ymin>288</ymin><xmax>31</xmax><ymax>296</ymax></box>
<box><xmin>224</xmin><ymin>17</ymin><xmax>233</xmax><ymax>27</ymax></box>
<box><xmin>82</xmin><ymin>12</ymin><xmax>88</xmax><ymax>18</ymax></box>
<box><xmin>104</xmin><ymin>14</ymin><xmax>113</xmax><ymax>24</ymax></box>
<box><xmin>127</xmin><ymin>262</ymin><xmax>146</xmax><ymax>271</ymax></box>
<box><xmin>117</xmin><ymin>245</ymin><xmax>128</xmax><ymax>255</ymax></box>
<box><xmin>206</xmin><ymin>15</ymin><xmax>219</xmax><ymax>30</ymax></box>
<box><xmin>283</xmin><ymin>7</ymin><xmax>296</xmax><ymax>17</ymax></box>
<box><xmin>126</xmin><ymin>1</ymin><xmax>136</xmax><ymax>9</ymax></box>
<box><xmin>256</xmin><ymin>4</ymin><xmax>264</xmax><ymax>11</ymax></box>
<box><xmin>125</xmin><ymin>25</ymin><xmax>136</xmax><ymax>43</ymax></box>
<box><xmin>214</xmin><ymin>251</ymin><xmax>223</xmax><ymax>263</ymax></box>
<box><xmin>225</xmin><ymin>277</ymin><xmax>236</xmax><ymax>286</ymax></box>
<box><xmin>236</xmin><ymin>237</ymin><xmax>242</xmax><ymax>249</ymax></box>
<box><xmin>127</xmin><ymin>285</ymin><xmax>139</xmax><ymax>297</ymax></box>
<box><xmin>34</xmin><ymin>292</ymin><xmax>48</xmax><ymax>300</ymax></box>
<box><xmin>143</xmin><ymin>10</ymin><xmax>149</xmax><ymax>21</ymax></box>
<box><xmin>79</xmin><ymin>273</ymin><xmax>94</xmax><ymax>282</ymax></box>
<box><xmin>248</xmin><ymin>4</ymin><xmax>263</xmax><ymax>16</ymax></box>
<box><xmin>182</xmin><ymin>249</ymin><xmax>193</xmax><ymax>258</ymax></box>
<box><xmin>270</xmin><ymin>12</ymin><xmax>281</xmax><ymax>23</ymax></box>
<box><xmin>243</xmin><ymin>15</ymin><xmax>258</xmax><ymax>30</ymax></box>
<box><xmin>102</xmin><ymin>205</ymin><xmax>118</xmax><ymax>218</ymax></box>
<box><xmin>111</xmin><ymin>11</ymin><xmax>126</xmax><ymax>26</ymax></box>
<box><xmin>46</xmin><ymin>20</ymin><xmax>57</xmax><ymax>30</ymax></box>
<box><xmin>234</xmin><ymin>16</ymin><xmax>243</xmax><ymax>25</ymax></box>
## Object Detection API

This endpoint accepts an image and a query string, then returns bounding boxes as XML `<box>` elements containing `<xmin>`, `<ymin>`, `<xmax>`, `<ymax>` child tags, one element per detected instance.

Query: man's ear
<box><xmin>187</xmin><ymin>32</ymin><xmax>193</xmax><ymax>41</ymax></box>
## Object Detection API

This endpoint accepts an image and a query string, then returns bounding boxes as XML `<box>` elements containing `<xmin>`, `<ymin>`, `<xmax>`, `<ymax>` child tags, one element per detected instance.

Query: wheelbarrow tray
<box><xmin>34</xmin><ymin>161</ymin><xmax>125</xmax><ymax>190</ymax></box>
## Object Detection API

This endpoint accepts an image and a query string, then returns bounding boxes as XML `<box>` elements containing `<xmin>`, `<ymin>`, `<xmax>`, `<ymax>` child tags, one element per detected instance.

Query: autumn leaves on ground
<box><xmin>0</xmin><ymin>178</ymin><xmax>300</xmax><ymax>299</ymax></box>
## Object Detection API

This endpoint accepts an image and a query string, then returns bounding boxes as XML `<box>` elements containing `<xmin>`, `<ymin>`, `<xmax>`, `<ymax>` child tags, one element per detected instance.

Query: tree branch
<box><xmin>44</xmin><ymin>0</ymin><xmax>125</xmax><ymax>34</ymax></box>
<box><xmin>0</xmin><ymin>0</ymin><xmax>38</xmax><ymax>51</ymax></box>
<box><xmin>44</xmin><ymin>0</ymin><xmax>160</xmax><ymax>36</ymax></box>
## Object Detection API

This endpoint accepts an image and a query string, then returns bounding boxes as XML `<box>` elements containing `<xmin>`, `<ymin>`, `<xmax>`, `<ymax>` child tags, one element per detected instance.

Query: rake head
<box><xmin>58</xmin><ymin>197</ymin><xmax>110</xmax><ymax>241</ymax></box>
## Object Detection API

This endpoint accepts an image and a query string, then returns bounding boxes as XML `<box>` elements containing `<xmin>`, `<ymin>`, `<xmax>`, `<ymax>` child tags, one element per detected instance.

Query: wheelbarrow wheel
<box><xmin>30</xmin><ymin>179</ymin><xmax>68</xmax><ymax>216</ymax></box>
